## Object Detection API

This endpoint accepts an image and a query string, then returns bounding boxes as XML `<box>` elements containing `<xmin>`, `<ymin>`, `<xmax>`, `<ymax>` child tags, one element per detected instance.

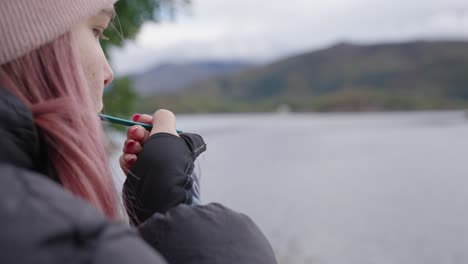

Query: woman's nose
<box><xmin>103</xmin><ymin>61</ymin><xmax>114</xmax><ymax>86</ymax></box>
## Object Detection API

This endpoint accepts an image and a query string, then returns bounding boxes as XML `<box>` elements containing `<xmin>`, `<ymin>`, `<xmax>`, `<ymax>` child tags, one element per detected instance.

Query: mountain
<box><xmin>140</xmin><ymin>41</ymin><xmax>468</xmax><ymax>113</ymax></box>
<box><xmin>130</xmin><ymin>61</ymin><xmax>252</xmax><ymax>95</ymax></box>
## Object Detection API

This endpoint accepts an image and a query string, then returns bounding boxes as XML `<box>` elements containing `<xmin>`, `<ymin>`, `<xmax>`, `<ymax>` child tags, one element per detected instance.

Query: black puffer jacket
<box><xmin>0</xmin><ymin>88</ymin><xmax>277</xmax><ymax>264</ymax></box>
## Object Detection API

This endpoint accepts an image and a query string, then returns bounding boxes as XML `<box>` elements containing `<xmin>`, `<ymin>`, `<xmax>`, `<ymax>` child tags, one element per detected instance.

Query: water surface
<box><xmin>111</xmin><ymin>111</ymin><xmax>468</xmax><ymax>263</ymax></box>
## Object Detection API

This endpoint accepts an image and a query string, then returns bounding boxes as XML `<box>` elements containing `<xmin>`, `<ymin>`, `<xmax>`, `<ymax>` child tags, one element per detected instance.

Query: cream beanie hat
<box><xmin>0</xmin><ymin>0</ymin><xmax>116</xmax><ymax>65</ymax></box>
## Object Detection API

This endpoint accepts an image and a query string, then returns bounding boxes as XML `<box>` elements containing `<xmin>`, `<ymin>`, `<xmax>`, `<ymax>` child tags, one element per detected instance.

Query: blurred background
<box><xmin>103</xmin><ymin>0</ymin><xmax>468</xmax><ymax>263</ymax></box>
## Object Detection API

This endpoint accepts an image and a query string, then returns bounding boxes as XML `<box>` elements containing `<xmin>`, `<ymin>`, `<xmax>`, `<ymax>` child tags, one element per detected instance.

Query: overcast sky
<box><xmin>110</xmin><ymin>0</ymin><xmax>468</xmax><ymax>74</ymax></box>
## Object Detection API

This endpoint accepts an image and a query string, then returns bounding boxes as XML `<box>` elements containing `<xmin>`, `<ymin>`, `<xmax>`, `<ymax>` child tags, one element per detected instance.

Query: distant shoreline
<box><xmin>137</xmin><ymin>95</ymin><xmax>468</xmax><ymax>115</ymax></box>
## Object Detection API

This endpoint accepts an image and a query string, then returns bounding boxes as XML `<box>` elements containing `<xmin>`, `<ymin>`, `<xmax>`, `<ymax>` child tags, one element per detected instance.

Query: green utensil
<box><xmin>99</xmin><ymin>114</ymin><xmax>183</xmax><ymax>133</ymax></box>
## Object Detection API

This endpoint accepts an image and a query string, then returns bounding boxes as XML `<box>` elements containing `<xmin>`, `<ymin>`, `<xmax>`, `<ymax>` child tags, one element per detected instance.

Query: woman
<box><xmin>0</xmin><ymin>0</ymin><xmax>277</xmax><ymax>263</ymax></box>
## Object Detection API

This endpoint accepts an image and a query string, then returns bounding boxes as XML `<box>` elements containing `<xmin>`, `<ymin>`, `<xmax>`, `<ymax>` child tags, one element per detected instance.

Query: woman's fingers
<box><xmin>119</xmin><ymin>153</ymin><xmax>137</xmax><ymax>175</ymax></box>
<box><xmin>150</xmin><ymin>109</ymin><xmax>179</xmax><ymax>137</ymax></box>
<box><xmin>123</xmin><ymin>139</ymin><xmax>143</xmax><ymax>155</ymax></box>
<box><xmin>127</xmin><ymin>125</ymin><xmax>150</xmax><ymax>143</ymax></box>
<box><xmin>121</xmin><ymin>110</ymin><xmax>178</xmax><ymax>176</ymax></box>
<box><xmin>133</xmin><ymin>113</ymin><xmax>153</xmax><ymax>124</ymax></box>
<box><xmin>120</xmin><ymin>113</ymin><xmax>155</xmax><ymax>176</ymax></box>
<box><xmin>127</xmin><ymin>113</ymin><xmax>152</xmax><ymax>143</ymax></box>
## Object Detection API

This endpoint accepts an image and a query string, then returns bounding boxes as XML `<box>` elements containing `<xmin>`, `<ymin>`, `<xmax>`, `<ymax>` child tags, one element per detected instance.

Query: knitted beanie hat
<box><xmin>0</xmin><ymin>0</ymin><xmax>117</xmax><ymax>65</ymax></box>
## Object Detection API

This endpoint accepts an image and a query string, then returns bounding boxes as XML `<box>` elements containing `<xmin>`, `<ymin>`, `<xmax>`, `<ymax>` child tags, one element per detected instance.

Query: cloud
<box><xmin>111</xmin><ymin>0</ymin><xmax>468</xmax><ymax>74</ymax></box>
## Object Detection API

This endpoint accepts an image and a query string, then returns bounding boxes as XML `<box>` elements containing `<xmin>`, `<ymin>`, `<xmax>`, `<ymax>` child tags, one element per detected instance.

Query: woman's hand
<box><xmin>121</xmin><ymin>109</ymin><xmax>207</xmax><ymax>225</ymax></box>
<box><xmin>119</xmin><ymin>109</ymin><xmax>179</xmax><ymax>176</ymax></box>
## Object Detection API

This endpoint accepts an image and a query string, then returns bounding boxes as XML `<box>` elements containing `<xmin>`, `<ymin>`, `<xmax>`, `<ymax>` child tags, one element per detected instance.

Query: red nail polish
<box><xmin>127</xmin><ymin>141</ymin><xmax>135</xmax><ymax>149</ymax></box>
<box><xmin>132</xmin><ymin>114</ymin><xmax>141</xmax><ymax>122</ymax></box>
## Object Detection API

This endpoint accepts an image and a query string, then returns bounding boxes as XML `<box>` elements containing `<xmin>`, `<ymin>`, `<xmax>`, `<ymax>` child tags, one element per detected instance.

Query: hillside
<box><xmin>131</xmin><ymin>61</ymin><xmax>252</xmax><ymax>95</ymax></box>
<box><xmin>141</xmin><ymin>41</ymin><xmax>468</xmax><ymax>113</ymax></box>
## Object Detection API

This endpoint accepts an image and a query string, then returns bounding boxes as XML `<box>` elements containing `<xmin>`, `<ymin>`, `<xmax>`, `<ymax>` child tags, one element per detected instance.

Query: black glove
<box><xmin>138</xmin><ymin>203</ymin><xmax>278</xmax><ymax>264</ymax></box>
<box><xmin>123</xmin><ymin>132</ymin><xmax>206</xmax><ymax>225</ymax></box>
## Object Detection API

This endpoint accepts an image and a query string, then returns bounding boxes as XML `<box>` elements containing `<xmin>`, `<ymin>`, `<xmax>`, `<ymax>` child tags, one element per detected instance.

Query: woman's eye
<box><xmin>93</xmin><ymin>28</ymin><xmax>109</xmax><ymax>41</ymax></box>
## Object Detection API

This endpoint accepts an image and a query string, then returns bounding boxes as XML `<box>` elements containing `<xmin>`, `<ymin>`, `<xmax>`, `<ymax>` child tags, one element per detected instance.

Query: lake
<box><xmin>110</xmin><ymin>111</ymin><xmax>468</xmax><ymax>264</ymax></box>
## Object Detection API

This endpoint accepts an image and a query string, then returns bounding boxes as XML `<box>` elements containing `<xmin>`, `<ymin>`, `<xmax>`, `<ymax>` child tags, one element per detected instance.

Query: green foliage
<box><xmin>101</xmin><ymin>0</ymin><xmax>191</xmax><ymax>54</ymax></box>
<box><xmin>103</xmin><ymin>77</ymin><xmax>138</xmax><ymax>130</ymax></box>
<box><xmin>101</xmin><ymin>0</ymin><xmax>190</xmax><ymax>123</ymax></box>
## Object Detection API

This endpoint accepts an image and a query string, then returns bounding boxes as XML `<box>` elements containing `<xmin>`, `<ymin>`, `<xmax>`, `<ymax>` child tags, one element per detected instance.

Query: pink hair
<box><xmin>0</xmin><ymin>32</ymin><xmax>118</xmax><ymax>218</ymax></box>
